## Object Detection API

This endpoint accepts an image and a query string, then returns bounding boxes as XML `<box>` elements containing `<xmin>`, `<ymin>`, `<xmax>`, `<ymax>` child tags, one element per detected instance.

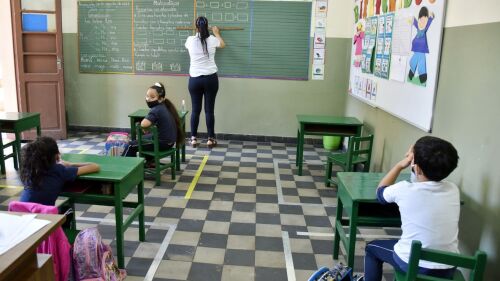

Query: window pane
<box><xmin>21</xmin><ymin>0</ymin><xmax>55</xmax><ymax>11</ymax></box>
<box><xmin>22</xmin><ymin>13</ymin><xmax>56</xmax><ymax>32</ymax></box>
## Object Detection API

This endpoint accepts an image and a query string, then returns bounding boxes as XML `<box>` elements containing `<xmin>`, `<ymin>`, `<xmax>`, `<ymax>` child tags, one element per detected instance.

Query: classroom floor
<box><xmin>0</xmin><ymin>132</ymin><xmax>399</xmax><ymax>281</ymax></box>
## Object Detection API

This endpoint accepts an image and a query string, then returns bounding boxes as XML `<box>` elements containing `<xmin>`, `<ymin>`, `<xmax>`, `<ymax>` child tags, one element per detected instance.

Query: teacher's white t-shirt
<box><xmin>185</xmin><ymin>34</ymin><xmax>221</xmax><ymax>77</ymax></box>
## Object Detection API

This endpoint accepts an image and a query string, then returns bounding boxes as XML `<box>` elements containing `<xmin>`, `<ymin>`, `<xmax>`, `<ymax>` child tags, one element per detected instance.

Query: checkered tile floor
<box><xmin>0</xmin><ymin>132</ymin><xmax>399</xmax><ymax>281</ymax></box>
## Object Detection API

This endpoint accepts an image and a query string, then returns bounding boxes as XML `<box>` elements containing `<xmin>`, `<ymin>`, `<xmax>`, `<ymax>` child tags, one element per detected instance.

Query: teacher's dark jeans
<box><xmin>188</xmin><ymin>73</ymin><xmax>219</xmax><ymax>138</ymax></box>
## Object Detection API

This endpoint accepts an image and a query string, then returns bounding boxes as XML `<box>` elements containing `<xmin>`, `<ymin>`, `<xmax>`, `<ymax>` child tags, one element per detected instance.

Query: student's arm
<box><xmin>141</xmin><ymin>118</ymin><xmax>152</xmax><ymax>128</ymax></box>
<box><xmin>378</xmin><ymin>145</ymin><xmax>413</xmax><ymax>189</ymax></box>
<box><xmin>212</xmin><ymin>26</ymin><xmax>226</xmax><ymax>48</ymax></box>
<box><xmin>76</xmin><ymin>163</ymin><xmax>100</xmax><ymax>176</ymax></box>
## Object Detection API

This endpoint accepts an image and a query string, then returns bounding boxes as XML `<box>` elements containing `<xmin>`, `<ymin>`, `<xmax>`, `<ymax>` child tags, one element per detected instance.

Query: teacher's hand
<box><xmin>212</xmin><ymin>26</ymin><xmax>221</xmax><ymax>36</ymax></box>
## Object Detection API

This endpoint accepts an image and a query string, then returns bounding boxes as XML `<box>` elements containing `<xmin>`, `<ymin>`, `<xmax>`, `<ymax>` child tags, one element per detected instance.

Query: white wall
<box><xmin>0</xmin><ymin>1</ymin><xmax>18</xmax><ymax>111</ymax></box>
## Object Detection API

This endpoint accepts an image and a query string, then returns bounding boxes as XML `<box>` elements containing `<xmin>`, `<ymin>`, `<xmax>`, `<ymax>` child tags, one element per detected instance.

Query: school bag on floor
<box><xmin>308</xmin><ymin>263</ymin><xmax>356</xmax><ymax>281</ymax></box>
<box><xmin>104</xmin><ymin>132</ymin><xmax>129</xmax><ymax>156</ymax></box>
<box><xmin>72</xmin><ymin>227</ymin><xmax>126</xmax><ymax>281</ymax></box>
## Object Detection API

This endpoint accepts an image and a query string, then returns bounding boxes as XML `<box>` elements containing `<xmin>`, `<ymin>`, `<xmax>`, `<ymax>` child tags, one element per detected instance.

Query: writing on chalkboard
<box><xmin>79</xmin><ymin>0</ymin><xmax>311</xmax><ymax>80</ymax></box>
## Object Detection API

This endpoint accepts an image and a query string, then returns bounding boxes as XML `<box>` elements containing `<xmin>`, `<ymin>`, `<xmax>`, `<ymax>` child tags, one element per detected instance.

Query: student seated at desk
<box><xmin>362</xmin><ymin>136</ymin><xmax>460</xmax><ymax>281</ymax></box>
<box><xmin>123</xmin><ymin>82</ymin><xmax>185</xmax><ymax>163</ymax></box>
<box><xmin>19</xmin><ymin>136</ymin><xmax>100</xmax><ymax>206</ymax></box>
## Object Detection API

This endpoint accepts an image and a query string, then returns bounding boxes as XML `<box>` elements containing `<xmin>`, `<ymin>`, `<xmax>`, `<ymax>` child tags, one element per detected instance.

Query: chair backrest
<box><xmin>345</xmin><ymin>134</ymin><xmax>374</xmax><ymax>171</ymax></box>
<box><xmin>136</xmin><ymin>123</ymin><xmax>161</xmax><ymax>154</ymax></box>
<box><xmin>404</xmin><ymin>240</ymin><xmax>487</xmax><ymax>281</ymax></box>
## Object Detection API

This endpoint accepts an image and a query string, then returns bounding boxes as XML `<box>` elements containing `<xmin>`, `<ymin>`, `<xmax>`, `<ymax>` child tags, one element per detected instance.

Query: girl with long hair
<box><xmin>124</xmin><ymin>82</ymin><xmax>185</xmax><ymax>160</ymax></box>
<box><xmin>20</xmin><ymin>136</ymin><xmax>100</xmax><ymax>205</ymax></box>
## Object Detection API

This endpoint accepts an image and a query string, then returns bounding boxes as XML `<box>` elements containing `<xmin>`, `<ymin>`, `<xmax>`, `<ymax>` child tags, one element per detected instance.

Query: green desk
<box><xmin>128</xmin><ymin>109</ymin><xmax>188</xmax><ymax>171</ymax></box>
<box><xmin>333</xmin><ymin>172</ymin><xmax>407</xmax><ymax>270</ymax></box>
<box><xmin>0</xmin><ymin>112</ymin><xmax>41</xmax><ymax>173</ymax></box>
<box><xmin>60</xmin><ymin>154</ymin><xmax>145</xmax><ymax>268</ymax></box>
<box><xmin>296</xmin><ymin>115</ymin><xmax>363</xmax><ymax>175</ymax></box>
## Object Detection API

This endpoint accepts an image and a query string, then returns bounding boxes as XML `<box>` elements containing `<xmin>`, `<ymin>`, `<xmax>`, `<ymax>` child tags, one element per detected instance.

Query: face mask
<box><xmin>146</xmin><ymin>100</ymin><xmax>160</xmax><ymax>108</ymax></box>
<box><xmin>410</xmin><ymin>166</ymin><xmax>417</xmax><ymax>183</ymax></box>
<box><xmin>410</xmin><ymin>171</ymin><xmax>417</xmax><ymax>183</ymax></box>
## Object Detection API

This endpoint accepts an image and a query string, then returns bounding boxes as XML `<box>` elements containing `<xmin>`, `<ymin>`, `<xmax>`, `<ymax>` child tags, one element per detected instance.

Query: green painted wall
<box><xmin>63</xmin><ymin>34</ymin><xmax>350</xmax><ymax>137</ymax></box>
<box><xmin>345</xmin><ymin>22</ymin><xmax>500</xmax><ymax>278</ymax></box>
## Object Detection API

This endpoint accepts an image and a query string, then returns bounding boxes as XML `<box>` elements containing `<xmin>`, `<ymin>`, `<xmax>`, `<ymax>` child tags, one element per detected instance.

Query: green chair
<box><xmin>137</xmin><ymin>124</ymin><xmax>176</xmax><ymax>186</ymax></box>
<box><xmin>325</xmin><ymin>134</ymin><xmax>374</xmax><ymax>187</ymax></box>
<box><xmin>395</xmin><ymin>240</ymin><xmax>487</xmax><ymax>281</ymax></box>
<box><xmin>1</xmin><ymin>134</ymin><xmax>19</xmax><ymax>174</ymax></box>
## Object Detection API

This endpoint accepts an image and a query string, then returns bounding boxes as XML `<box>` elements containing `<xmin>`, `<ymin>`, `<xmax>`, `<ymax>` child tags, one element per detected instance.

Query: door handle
<box><xmin>57</xmin><ymin>57</ymin><xmax>62</xmax><ymax>70</ymax></box>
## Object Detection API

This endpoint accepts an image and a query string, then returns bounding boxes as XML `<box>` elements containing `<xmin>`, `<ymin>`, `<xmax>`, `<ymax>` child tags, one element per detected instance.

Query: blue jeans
<box><xmin>364</xmin><ymin>240</ymin><xmax>455</xmax><ymax>281</ymax></box>
<box><xmin>409</xmin><ymin>52</ymin><xmax>427</xmax><ymax>76</ymax></box>
<box><xmin>188</xmin><ymin>73</ymin><xmax>219</xmax><ymax>138</ymax></box>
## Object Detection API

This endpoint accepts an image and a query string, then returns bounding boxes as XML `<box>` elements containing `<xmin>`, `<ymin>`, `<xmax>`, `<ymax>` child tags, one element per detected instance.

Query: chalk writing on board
<box><xmin>79</xmin><ymin>1</ymin><xmax>133</xmax><ymax>73</ymax></box>
<box><xmin>133</xmin><ymin>0</ymin><xmax>193</xmax><ymax>73</ymax></box>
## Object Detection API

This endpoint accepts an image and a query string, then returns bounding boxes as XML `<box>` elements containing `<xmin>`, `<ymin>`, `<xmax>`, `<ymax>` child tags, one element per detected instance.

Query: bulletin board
<box><xmin>348</xmin><ymin>0</ymin><xmax>447</xmax><ymax>132</ymax></box>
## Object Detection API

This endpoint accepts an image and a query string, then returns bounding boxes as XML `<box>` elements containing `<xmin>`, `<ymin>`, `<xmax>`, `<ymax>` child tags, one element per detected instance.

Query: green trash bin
<box><xmin>323</xmin><ymin>136</ymin><xmax>341</xmax><ymax>151</ymax></box>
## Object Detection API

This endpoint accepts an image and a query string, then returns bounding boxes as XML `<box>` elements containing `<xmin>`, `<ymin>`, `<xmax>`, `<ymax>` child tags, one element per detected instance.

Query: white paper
<box><xmin>314</xmin><ymin>32</ymin><xmax>326</xmax><ymax>49</ymax></box>
<box><xmin>313</xmin><ymin>48</ymin><xmax>325</xmax><ymax>64</ymax></box>
<box><xmin>390</xmin><ymin>11</ymin><xmax>412</xmax><ymax>82</ymax></box>
<box><xmin>312</xmin><ymin>64</ymin><xmax>325</xmax><ymax>80</ymax></box>
<box><xmin>0</xmin><ymin>214</ymin><xmax>50</xmax><ymax>255</ymax></box>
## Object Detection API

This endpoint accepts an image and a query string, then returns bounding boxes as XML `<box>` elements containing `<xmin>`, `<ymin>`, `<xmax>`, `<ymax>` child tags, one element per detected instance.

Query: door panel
<box><xmin>25</xmin><ymin>82</ymin><xmax>60</xmax><ymax>129</ymax></box>
<box><xmin>12</xmin><ymin>0</ymin><xmax>66</xmax><ymax>139</ymax></box>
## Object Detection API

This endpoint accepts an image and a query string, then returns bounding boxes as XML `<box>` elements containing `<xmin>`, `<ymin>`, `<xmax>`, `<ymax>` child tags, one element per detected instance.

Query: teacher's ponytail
<box><xmin>196</xmin><ymin>16</ymin><xmax>210</xmax><ymax>57</ymax></box>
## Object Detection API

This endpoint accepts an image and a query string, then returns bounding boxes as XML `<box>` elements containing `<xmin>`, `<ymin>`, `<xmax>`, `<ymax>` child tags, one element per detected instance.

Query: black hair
<box><xmin>413</xmin><ymin>136</ymin><xmax>459</xmax><ymax>181</ymax></box>
<box><xmin>418</xmin><ymin>7</ymin><xmax>429</xmax><ymax>19</ymax></box>
<box><xmin>149</xmin><ymin>82</ymin><xmax>185</xmax><ymax>145</ymax></box>
<box><xmin>20</xmin><ymin>136</ymin><xmax>60</xmax><ymax>189</ymax></box>
<box><xmin>196</xmin><ymin>16</ymin><xmax>210</xmax><ymax>57</ymax></box>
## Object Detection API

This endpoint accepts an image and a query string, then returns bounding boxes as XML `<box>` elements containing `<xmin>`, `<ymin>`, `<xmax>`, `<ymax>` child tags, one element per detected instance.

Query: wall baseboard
<box><xmin>68</xmin><ymin>125</ymin><xmax>324</xmax><ymax>145</ymax></box>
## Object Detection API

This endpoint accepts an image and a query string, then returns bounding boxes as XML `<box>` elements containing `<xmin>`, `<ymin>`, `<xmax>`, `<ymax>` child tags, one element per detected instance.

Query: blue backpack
<box><xmin>308</xmin><ymin>263</ymin><xmax>357</xmax><ymax>281</ymax></box>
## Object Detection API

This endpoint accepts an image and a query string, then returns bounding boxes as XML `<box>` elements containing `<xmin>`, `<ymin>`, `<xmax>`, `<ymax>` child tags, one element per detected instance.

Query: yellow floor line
<box><xmin>78</xmin><ymin>148</ymin><xmax>91</xmax><ymax>154</ymax></box>
<box><xmin>0</xmin><ymin>184</ymin><xmax>23</xmax><ymax>189</ymax></box>
<box><xmin>184</xmin><ymin>155</ymin><xmax>209</xmax><ymax>199</ymax></box>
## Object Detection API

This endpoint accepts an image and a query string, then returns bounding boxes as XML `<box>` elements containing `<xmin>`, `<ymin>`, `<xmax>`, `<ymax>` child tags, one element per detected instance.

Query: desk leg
<box><xmin>176</xmin><ymin>146</ymin><xmax>181</xmax><ymax>171</ymax></box>
<box><xmin>346</xmin><ymin>202</ymin><xmax>359</xmax><ymax>269</ymax></box>
<box><xmin>295</xmin><ymin>130</ymin><xmax>299</xmax><ymax>167</ymax></box>
<box><xmin>130</xmin><ymin>118</ymin><xmax>137</xmax><ymax>141</ymax></box>
<box><xmin>14</xmin><ymin>131</ymin><xmax>22</xmax><ymax>170</ymax></box>
<box><xmin>36</xmin><ymin>125</ymin><xmax>41</xmax><ymax>137</ymax></box>
<box><xmin>333</xmin><ymin>197</ymin><xmax>343</xmax><ymax>259</ymax></box>
<box><xmin>114</xmin><ymin>185</ymin><xmax>125</xmax><ymax>268</ymax></box>
<box><xmin>182</xmin><ymin>119</ymin><xmax>186</xmax><ymax>162</ymax></box>
<box><xmin>297</xmin><ymin>128</ymin><xmax>304</xmax><ymax>176</ymax></box>
<box><xmin>138</xmin><ymin>180</ymin><xmax>145</xmax><ymax>242</ymax></box>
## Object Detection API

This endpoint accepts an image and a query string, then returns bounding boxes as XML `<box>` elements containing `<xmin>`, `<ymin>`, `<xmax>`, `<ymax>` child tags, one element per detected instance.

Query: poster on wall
<box><xmin>348</xmin><ymin>0</ymin><xmax>447</xmax><ymax>132</ymax></box>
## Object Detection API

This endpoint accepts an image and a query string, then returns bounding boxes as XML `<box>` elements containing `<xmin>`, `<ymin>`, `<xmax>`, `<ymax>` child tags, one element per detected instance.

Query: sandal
<box><xmin>207</xmin><ymin>138</ymin><xmax>217</xmax><ymax>148</ymax></box>
<box><xmin>190</xmin><ymin>136</ymin><xmax>198</xmax><ymax>148</ymax></box>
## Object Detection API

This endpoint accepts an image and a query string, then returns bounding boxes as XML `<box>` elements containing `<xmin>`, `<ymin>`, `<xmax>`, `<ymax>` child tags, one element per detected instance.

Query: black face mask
<box><xmin>146</xmin><ymin>100</ymin><xmax>160</xmax><ymax>108</ymax></box>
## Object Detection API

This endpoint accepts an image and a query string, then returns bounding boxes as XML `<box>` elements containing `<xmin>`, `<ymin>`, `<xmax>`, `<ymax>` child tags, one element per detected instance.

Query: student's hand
<box><xmin>212</xmin><ymin>26</ymin><xmax>221</xmax><ymax>36</ymax></box>
<box><xmin>430</xmin><ymin>12</ymin><xmax>435</xmax><ymax>18</ymax></box>
<box><xmin>397</xmin><ymin>145</ymin><xmax>414</xmax><ymax>169</ymax></box>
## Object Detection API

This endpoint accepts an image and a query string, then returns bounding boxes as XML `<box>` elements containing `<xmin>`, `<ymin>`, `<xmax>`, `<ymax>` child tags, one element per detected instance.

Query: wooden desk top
<box><xmin>296</xmin><ymin>115</ymin><xmax>362</xmax><ymax>126</ymax></box>
<box><xmin>61</xmin><ymin>154</ymin><xmax>144</xmax><ymax>182</ymax></box>
<box><xmin>0</xmin><ymin>212</ymin><xmax>65</xmax><ymax>281</ymax></box>
<box><xmin>0</xmin><ymin>112</ymin><xmax>40</xmax><ymax>122</ymax></box>
<box><xmin>337</xmin><ymin>172</ymin><xmax>410</xmax><ymax>202</ymax></box>
<box><xmin>128</xmin><ymin>109</ymin><xmax>188</xmax><ymax>119</ymax></box>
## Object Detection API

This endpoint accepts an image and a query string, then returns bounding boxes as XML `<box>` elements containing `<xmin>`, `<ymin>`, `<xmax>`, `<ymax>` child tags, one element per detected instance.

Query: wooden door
<box><xmin>11</xmin><ymin>0</ymin><xmax>67</xmax><ymax>139</ymax></box>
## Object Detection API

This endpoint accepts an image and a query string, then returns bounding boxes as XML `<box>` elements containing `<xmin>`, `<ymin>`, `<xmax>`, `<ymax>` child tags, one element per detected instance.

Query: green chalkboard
<box><xmin>79</xmin><ymin>0</ymin><xmax>311</xmax><ymax>79</ymax></box>
<box><xmin>79</xmin><ymin>1</ymin><xmax>133</xmax><ymax>73</ymax></box>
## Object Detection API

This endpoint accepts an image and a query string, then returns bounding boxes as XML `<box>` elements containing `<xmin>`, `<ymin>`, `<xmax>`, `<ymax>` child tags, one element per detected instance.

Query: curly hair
<box><xmin>20</xmin><ymin>136</ymin><xmax>60</xmax><ymax>189</ymax></box>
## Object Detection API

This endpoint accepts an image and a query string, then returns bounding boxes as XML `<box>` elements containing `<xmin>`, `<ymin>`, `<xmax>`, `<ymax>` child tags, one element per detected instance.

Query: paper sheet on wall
<box><xmin>389</xmin><ymin>11</ymin><xmax>413</xmax><ymax>82</ymax></box>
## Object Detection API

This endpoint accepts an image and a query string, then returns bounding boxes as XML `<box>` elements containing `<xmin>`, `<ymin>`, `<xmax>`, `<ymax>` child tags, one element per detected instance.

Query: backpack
<box><xmin>104</xmin><ymin>132</ymin><xmax>129</xmax><ymax>156</ymax></box>
<box><xmin>308</xmin><ymin>263</ymin><xmax>356</xmax><ymax>281</ymax></box>
<box><xmin>72</xmin><ymin>228</ymin><xmax>126</xmax><ymax>281</ymax></box>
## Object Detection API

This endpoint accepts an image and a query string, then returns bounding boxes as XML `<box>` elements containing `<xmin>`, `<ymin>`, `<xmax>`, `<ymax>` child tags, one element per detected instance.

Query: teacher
<box><xmin>185</xmin><ymin>16</ymin><xmax>225</xmax><ymax>148</ymax></box>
